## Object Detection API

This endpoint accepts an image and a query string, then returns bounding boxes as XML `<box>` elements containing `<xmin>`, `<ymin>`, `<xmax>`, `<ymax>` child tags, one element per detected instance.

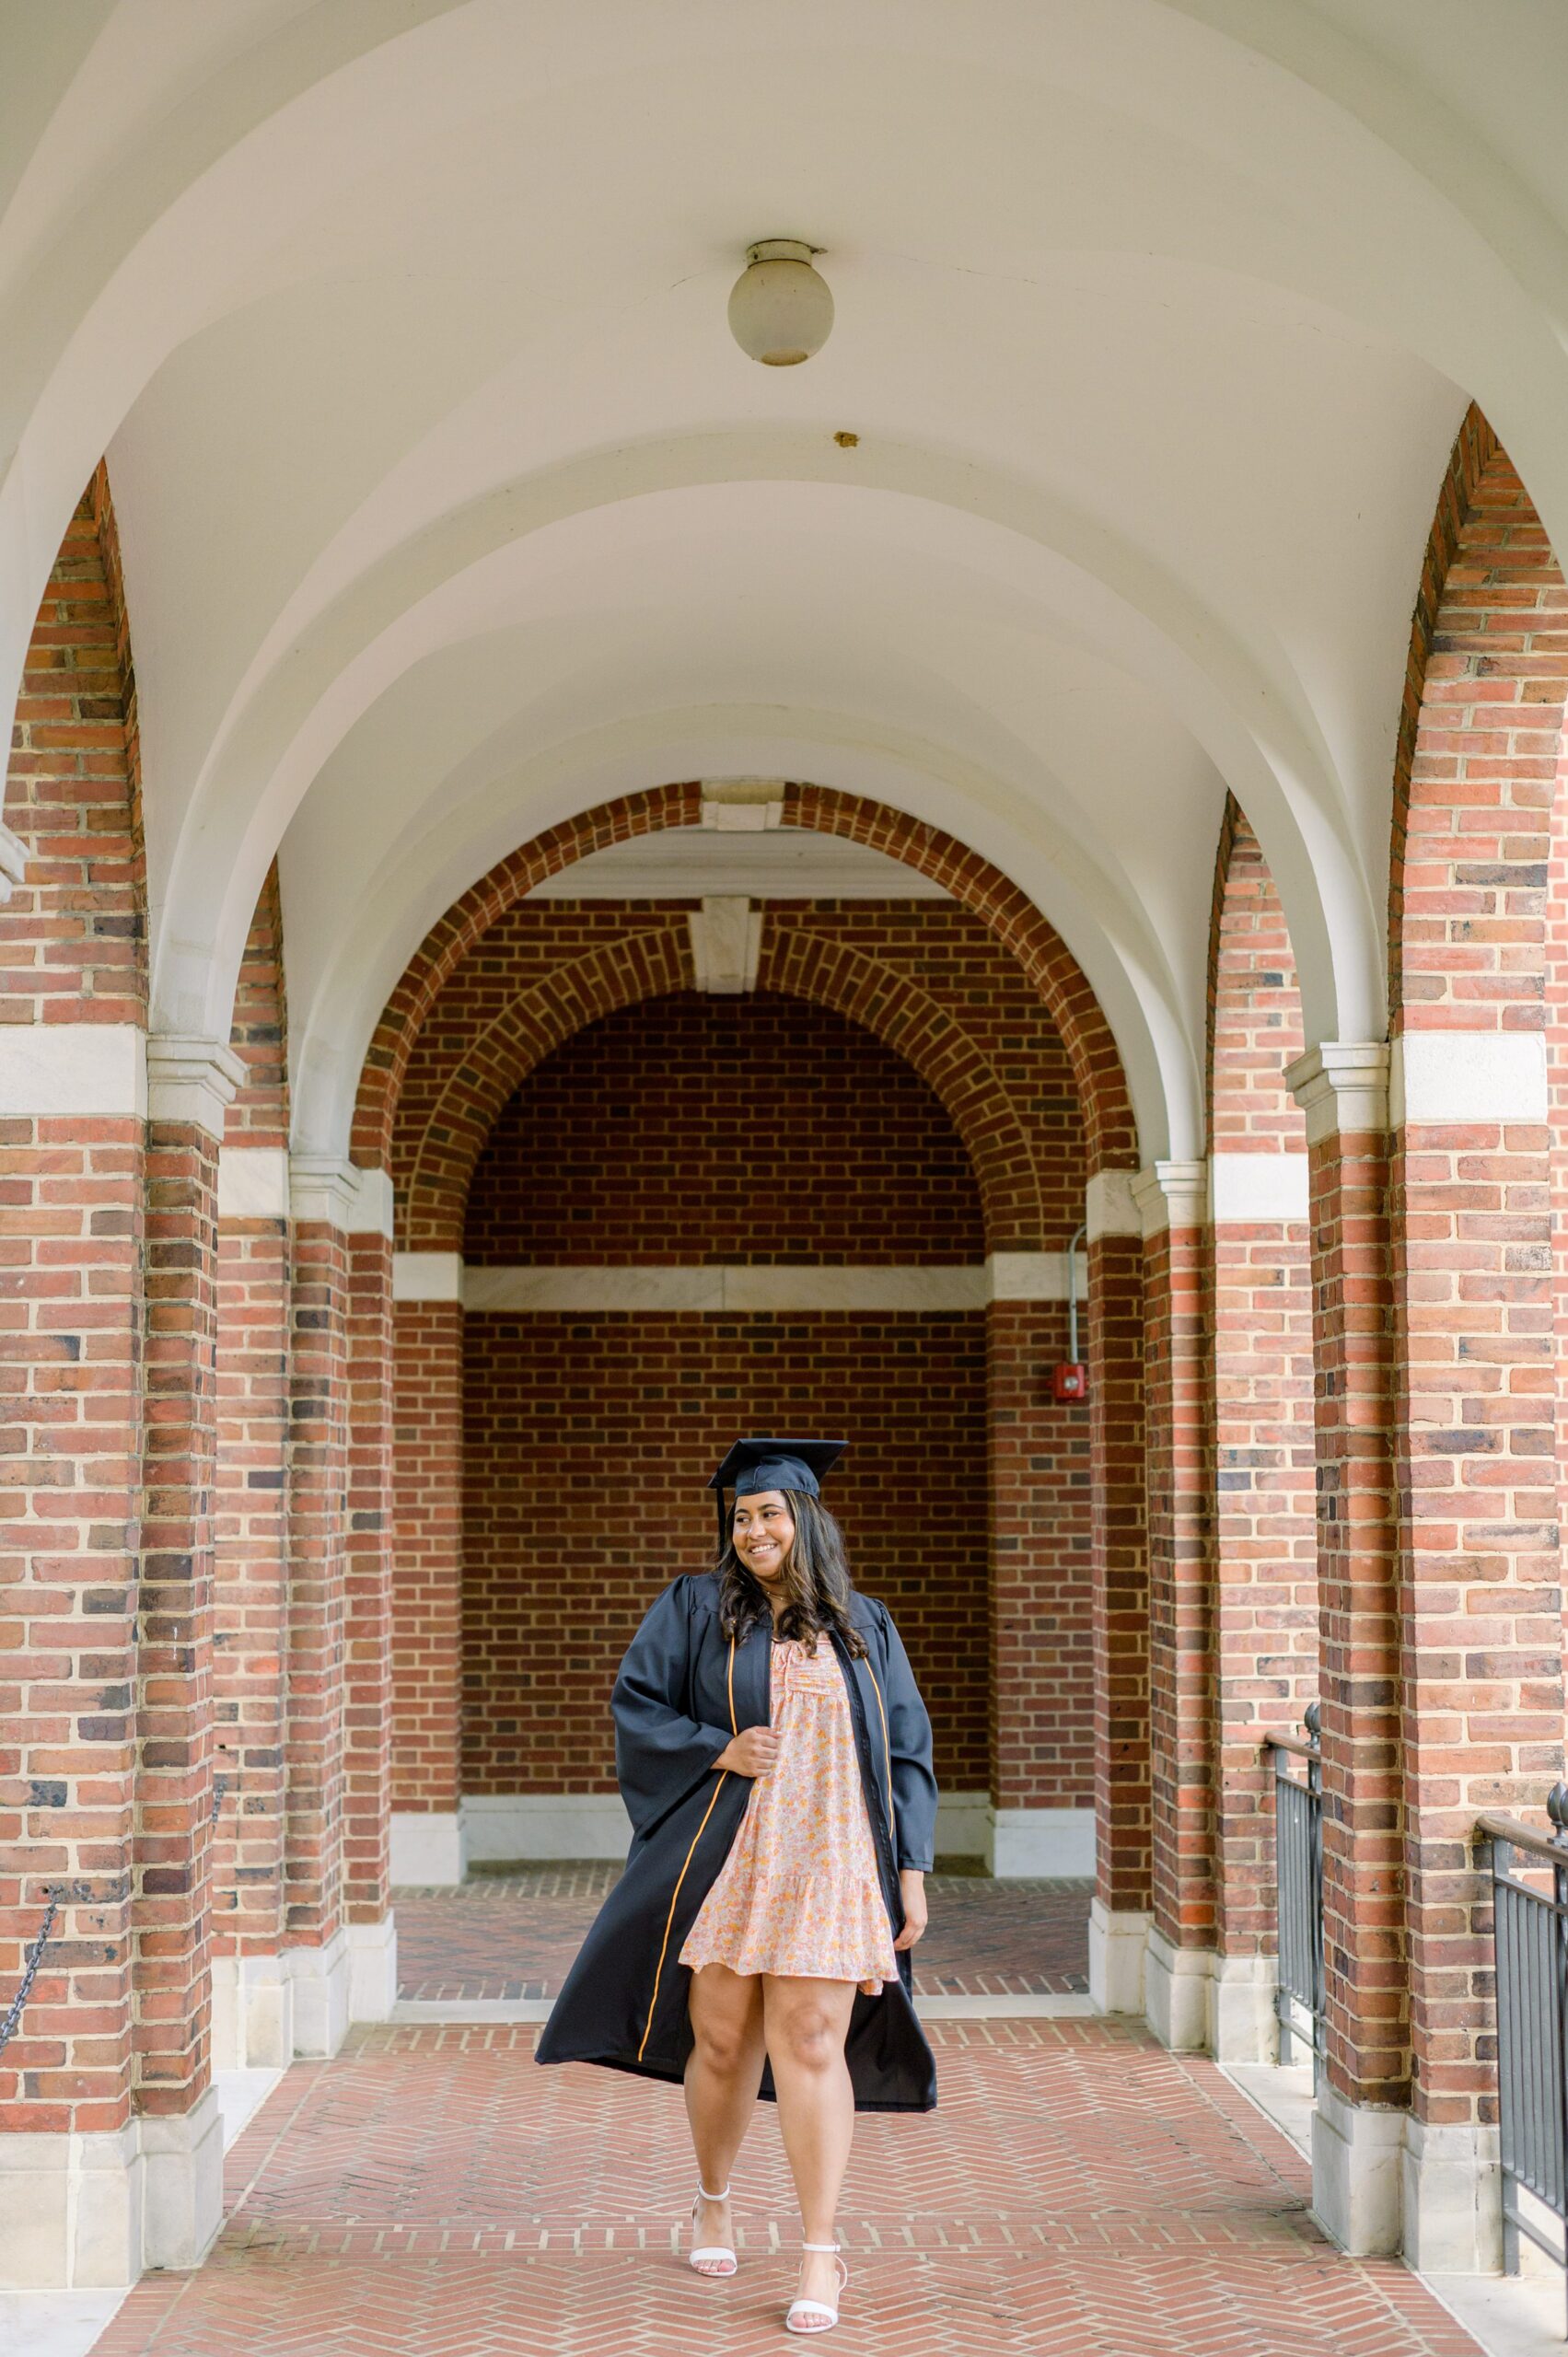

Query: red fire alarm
<box><xmin>1052</xmin><ymin>1362</ymin><xmax>1088</xmax><ymax>1402</ymax></box>
<box><xmin>1053</xmin><ymin>1225</ymin><xmax>1089</xmax><ymax>1401</ymax></box>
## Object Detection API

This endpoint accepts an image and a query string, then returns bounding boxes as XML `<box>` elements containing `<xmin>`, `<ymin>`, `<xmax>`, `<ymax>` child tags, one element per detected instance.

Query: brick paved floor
<box><xmin>88</xmin><ymin>2020</ymin><xmax>1481</xmax><ymax>2356</ymax></box>
<box><xmin>395</xmin><ymin>1866</ymin><xmax>1092</xmax><ymax>1999</ymax></box>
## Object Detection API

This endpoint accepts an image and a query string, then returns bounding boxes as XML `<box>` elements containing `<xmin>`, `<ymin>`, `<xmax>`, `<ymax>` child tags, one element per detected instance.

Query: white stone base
<box><xmin>1402</xmin><ymin>2115</ymin><xmax>1502</xmax><ymax>2275</ymax></box>
<box><xmin>285</xmin><ymin>1926</ymin><xmax>351</xmax><ymax>2060</ymax></box>
<box><xmin>986</xmin><ymin>1806</ymin><xmax>1096</xmax><ymax>1877</ymax></box>
<box><xmin>0</xmin><ymin>2084</ymin><xmax>225</xmax><ymax>2291</ymax></box>
<box><xmin>934</xmin><ymin>1789</ymin><xmax>989</xmax><ymax>1857</ymax></box>
<box><xmin>209</xmin><ymin>1952</ymin><xmax>296</xmax><ymax>2071</ymax></box>
<box><xmin>462</xmin><ymin>1792</ymin><xmax>632</xmax><ymax>1863</ymax></box>
<box><xmin>138</xmin><ymin>2085</ymin><xmax>224</xmax><ymax>2273</ymax></box>
<box><xmin>1210</xmin><ymin>1952</ymin><xmax>1279</xmax><ymax>2065</ymax></box>
<box><xmin>1088</xmin><ymin>1901</ymin><xmax>1149</xmax><ymax>2015</ymax></box>
<box><xmin>390</xmin><ymin>1809</ymin><xmax>467</xmax><ymax>1885</ymax></box>
<box><xmin>347</xmin><ymin>1916</ymin><xmax>399</xmax><ymax>2024</ymax></box>
<box><xmin>1312</xmin><ymin>2078</ymin><xmax>1405</xmax><ymax>2256</ymax></box>
<box><xmin>1144</xmin><ymin>1927</ymin><xmax>1214</xmax><ymax>2052</ymax></box>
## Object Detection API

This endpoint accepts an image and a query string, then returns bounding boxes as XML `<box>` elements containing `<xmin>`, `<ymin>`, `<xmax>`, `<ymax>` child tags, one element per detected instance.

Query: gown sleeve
<box><xmin>612</xmin><ymin>1576</ymin><xmax>736</xmax><ymax>1838</ymax></box>
<box><xmin>877</xmin><ymin>1603</ymin><xmax>938</xmax><ymax>1873</ymax></box>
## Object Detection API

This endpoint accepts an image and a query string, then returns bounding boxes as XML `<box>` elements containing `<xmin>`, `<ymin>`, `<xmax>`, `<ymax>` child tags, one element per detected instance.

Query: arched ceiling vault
<box><xmin>6</xmin><ymin>2</ymin><xmax>1568</xmax><ymax>1162</ymax></box>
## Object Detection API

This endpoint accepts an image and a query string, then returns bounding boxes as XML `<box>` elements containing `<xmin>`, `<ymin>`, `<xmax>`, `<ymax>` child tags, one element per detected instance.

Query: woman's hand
<box><xmin>713</xmin><ymin>1725</ymin><xmax>779</xmax><ymax>1778</ymax></box>
<box><xmin>893</xmin><ymin>1868</ymin><xmax>927</xmax><ymax>1951</ymax></box>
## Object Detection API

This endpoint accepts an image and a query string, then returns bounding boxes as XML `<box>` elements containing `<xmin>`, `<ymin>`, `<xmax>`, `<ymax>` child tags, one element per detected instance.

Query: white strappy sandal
<box><xmin>688</xmin><ymin>2181</ymin><xmax>737</xmax><ymax>2277</ymax></box>
<box><xmin>785</xmin><ymin>2240</ymin><xmax>848</xmax><ymax>2334</ymax></box>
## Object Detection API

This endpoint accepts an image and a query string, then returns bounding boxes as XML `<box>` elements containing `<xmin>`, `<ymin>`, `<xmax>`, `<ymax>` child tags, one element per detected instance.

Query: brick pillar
<box><xmin>1132</xmin><ymin>1160</ymin><xmax>1214</xmax><ymax>2050</ymax></box>
<box><xmin>391</xmin><ymin>1278</ymin><xmax>466</xmax><ymax>1883</ymax></box>
<box><xmin>1085</xmin><ymin>1180</ymin><xmax>1151</xmax><ymax>2015</ymax></box>
<box><xmin>282</xmin><ymin>1160</ymin><xmax>354</xmax><ymax>2056</ymax></box>
<box><xmin>985</xmin><ymin>1290</ymin><xmax>1093</xmax><ymax>1875</ymax></box>
<box><xmin>1285</xmin><ymin>1047</ymin><xmax>1404</xmax><ymax>2256</ymax></box>
<box><xmin>210</xmin><ymin>1147</ymin><xmax>292</xmax><ymax>2069</ymax></box>
<box><xmin>1209</xmin><ymin>1169</ymin><xmax>1316</xmax><ymax>2063</ymax></box>
<box><xmin>343</xmin><ymin>1225</ymin><xmax>398</xmax><ymax>2016</ymax></box>
<box><xmin>134</xmin><ymin>1039</ymin><xmax>242</xmax><ymax>2270</ymax></box>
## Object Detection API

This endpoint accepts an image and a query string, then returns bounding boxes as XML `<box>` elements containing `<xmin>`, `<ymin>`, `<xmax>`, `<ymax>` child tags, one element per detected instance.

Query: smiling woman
<box><xmin>536</xmin><ymin>1436</ymin><xmax>936</xmax><ymax>2336</ymax></box>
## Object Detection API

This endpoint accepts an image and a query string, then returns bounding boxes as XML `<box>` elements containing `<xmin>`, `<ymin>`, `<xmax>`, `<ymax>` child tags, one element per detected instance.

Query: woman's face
<box><xmin>732</xmin><ymin>1490</ymin><xmax>796</xmax><ymax>1585</ymax></box>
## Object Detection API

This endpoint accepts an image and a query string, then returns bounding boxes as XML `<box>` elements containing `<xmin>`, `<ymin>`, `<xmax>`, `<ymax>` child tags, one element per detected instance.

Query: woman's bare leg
<box><xmin>762</xmin><ymin>1975</ymin><xmax>858</xmax><ymax>2324</ymax></box>
<box><xmin>684</xmin><ymin>1965</ymin><xmax>767</xmax><ymax>2270</ymax></box>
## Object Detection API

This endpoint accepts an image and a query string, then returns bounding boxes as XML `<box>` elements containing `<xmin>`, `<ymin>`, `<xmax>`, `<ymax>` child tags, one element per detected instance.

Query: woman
<box><xmin>537</xmin><ymin>1436</ymin><xmax>937</xmax><ymax>2336</ymax></box>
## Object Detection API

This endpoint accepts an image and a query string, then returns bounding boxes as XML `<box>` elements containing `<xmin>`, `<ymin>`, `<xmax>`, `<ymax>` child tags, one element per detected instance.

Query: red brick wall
<box><xmin>461</xmin><ymin>1310</ymin><xmax>991</xmax><ymax>1794</ymax></box>
<box><xmin>465</xmin><ymin>991</ymin><xmax>986</xmax><ymax>1264</ymax></box>
<box><xmin>392</xmin><ymin>1302</ymin><xmax>464</xmax><ymax>1815</ymax></box>
<box><xmin>2</xmin><ymin>475</ymin><xmax>145</xmax><ymax>2135</ymax></box>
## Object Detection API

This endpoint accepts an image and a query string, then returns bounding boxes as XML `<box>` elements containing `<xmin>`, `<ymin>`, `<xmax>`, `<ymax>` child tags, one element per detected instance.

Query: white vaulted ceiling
<box><xmin>6</xmin><ymin>3</ymin><xmax>1568</xmax><ymax>1155</ymax></box>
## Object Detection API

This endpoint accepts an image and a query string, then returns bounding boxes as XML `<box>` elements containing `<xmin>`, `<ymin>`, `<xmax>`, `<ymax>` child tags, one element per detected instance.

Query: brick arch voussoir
<box><xmin>401</xmin><ymin>923</ymin><xmax>693</xmax><ymax>1248</ymax></box>
<box><xmin>759</xmin><ymin>927</ymin><xmax>1048</xmax><ymax>1250</ymax></box>
<box><xmin>355</xmin><ymin>779</ymin><xmax>1135</xmax><ymax>1175</ymax></box>
<box><xmin>1203</xmin><ymin>794</ymin><xmax>1306</xmax><ymax>1155</ymax></box>
<box><xmin>225</xmin><ymin>860</ymin><xmax>290</xmax><ymax>1146</ymax></box>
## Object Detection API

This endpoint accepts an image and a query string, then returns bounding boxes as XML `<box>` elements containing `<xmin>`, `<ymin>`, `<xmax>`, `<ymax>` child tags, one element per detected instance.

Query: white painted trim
<box><xmin>462</xmin><ymin>1792</ymin><xmax>631</xmax><ymax>1863</ymax></box>
<box><xmin>986</xmin><ymin>1805</ymin><xmax>1096</xmax><ymax>1877</ymax></box>
<box><xmin>216</xmin><ymin>1145</ymin><xmax>291</xmax><ymax>1221</ymax></box>
<box><xmin>1208</xmin><ymin>1151</ymin><xmax>1309</xmax><ymax>1225</ymax></box>
<box><xmin>391</xmin><ymin>1810</ymin><xmax>467</xmax><ymax>1884</ymax></box>
<box><xmin>1130</xmin><ymin>1159</ymin><xmax>1208</xmax><ymax>1237</ymax></box>
<box><xmin>1284</xmin><ymin>1043</ymin><xmax>1389</xmax><ymax>1144</ymax></box>
<box><xmin>145</xmin><ymin>1037</ymin><xmax>247</xmax><ymax>1133</ymax></box>
<box><xmin>394</xmin><ymin>1252</ymin><xmax>464</xmax><ymax>1304</ymax></box>
<box><xmin>1391</xmin><ymin>1029</ymin><xmax>1548</xmax><ymax>1127</ymax></box>
<box><xmin>1088</xmin><ymin>1901</ymin><xmax>1149</xmax><ymax>2015</ymax></box>
<box><xmin>0</xmin><ymin>1022</ymin><xmax>145</xmax><ymax>1120</ymax></box>
<box><xmin>1084</xmin><ymin>1169</ymin><xmax>1141</xmax><ymax>1241</ymax></box>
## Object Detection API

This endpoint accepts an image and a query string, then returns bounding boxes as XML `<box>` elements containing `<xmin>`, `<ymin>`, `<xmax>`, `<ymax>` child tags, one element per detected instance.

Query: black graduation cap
<box><xmin>708</xmin><ymin>1436</ymin><xmax>847</xmax><ymax>1550</ymax></box>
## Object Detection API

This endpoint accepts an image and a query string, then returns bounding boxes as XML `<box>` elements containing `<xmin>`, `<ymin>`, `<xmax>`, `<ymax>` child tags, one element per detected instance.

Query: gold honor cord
<box><xmin>636</xmin><ymin>1636</ymin><xmax>738</xmax><ymax>2065</ymax></box>
<box><xmin>866</xmin><ymin>1660</ymin><xmax>897</xmax><ymax>1855</ymax></box>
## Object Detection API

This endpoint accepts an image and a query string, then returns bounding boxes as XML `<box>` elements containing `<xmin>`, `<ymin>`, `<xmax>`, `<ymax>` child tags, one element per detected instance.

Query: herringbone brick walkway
<box><xmin>395</xmin><ymin>1867</ymin><xmax>1093</xmax><ymax>1999</ymax></box>
<box><xmin>87</xmin><ymin>2020</ymin><xmax>1481</xmax><ymax>2355</ymax></box>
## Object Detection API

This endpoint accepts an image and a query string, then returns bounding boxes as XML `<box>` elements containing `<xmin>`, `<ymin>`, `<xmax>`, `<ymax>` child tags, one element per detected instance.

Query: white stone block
<box><xmin>986</xmin><ymin>1806</ymin><xmax>1096</xmax><ymax>1877</ymax></box>
<box><xmin>1402</xmin><ymin>2114</ymin><xmax>1502</xmax><ymax>2275</ymax></box>
<box><xmin>0</xmin><ymin>2124</ymin><xmax>140</xmax><ymax>2289</ymax></box>
<box><xmin>137</xmin><ymin>2085</ymin><xmax>224</xmax><ymax>2273</ymax></box>
<box><xmin>1144</xmin><ymin>1927</ymin><xmax>1213</xmax><ymax>2051</ymax></box>
<box><xmin>1209</xmin><ymin>1952</ymin><xmax>1279</xmax><ymax>2064</ymax></box>
<box><xmin>0</xmin><ymin>1023</ymin><xmax>145</xmax><ymax>1120</ymax></box>
<box><xmin>462</xmin><ymin>1793</ymin><xmax>632</xmax><ymax>1863</ymax></box>
<box><xmin>1208</xmin><ymin>1152</ymin><xmax>1309</xmax><ymax>1225</ymax></box>
<box><xmin>347</xmin><ymin>1916</ymin><xmax>399</xmax><ymax>2024</ymax></box>
<box><xmin>1392</xmin><ymin>1028</ymin><xmax>1547</xmax><ymax>1127</ymax></box>
<box><xmin>1085</xmin><ymin>1169</ymin><xmax>1141</xmax><ymax>1240</ymax></box>
<box><xmin>209</xmin><ymin>1951</ymin><xmax>295</xmax><ymax>2071</ymax></box>
<box><xmin>1311</xmin><ymin>2078</ymin><xmax>1405</xmax><ymax>2255</ymax></box>
<box><xmin>393</xmin><ymin>1251</ymin><xmax>464</xmax><ymax>1303</ymax></box>
<box><xmin>391</xmin><ymin>1809</ymin><xmax>468</xmax><ymax>1885</ymax></box>
<box><xmin>934</xmin><ymin>1790</ymin><xmax>989</xmax><ymax>1857</ymax></box>
<box><xmin>216</xmin><ymin>1145</ymin><xmax>291</xmax><ymax>1221</ymax></box>
<box><xmin>285</xmin><ymin>1928</ymin><xmax>351</xmax><ymax>2059</ymax></box>
<box><xmin>1088</xmin><ymin>1900</ymin><xmax>1149</xmax><ymax>2015</ymax></box>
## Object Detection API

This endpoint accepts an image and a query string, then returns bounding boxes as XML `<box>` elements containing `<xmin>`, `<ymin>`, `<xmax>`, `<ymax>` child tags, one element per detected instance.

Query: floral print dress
<box><xmin>679</xmin><ymin>1634</ymin><xmax>899</xmax><ymax>1995</ymax></box>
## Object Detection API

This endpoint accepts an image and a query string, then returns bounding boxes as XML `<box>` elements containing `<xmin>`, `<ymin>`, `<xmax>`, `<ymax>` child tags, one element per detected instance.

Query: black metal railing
<box><xmin>1265</xmin><ymin>1702</ymin><xmax>1323</xmax><ymax>2077</ymax></box>
<box><xmin>1478</xmin><ymin>1787</ymin><xmax>1568</xmax><ymax>2313</ymax></box>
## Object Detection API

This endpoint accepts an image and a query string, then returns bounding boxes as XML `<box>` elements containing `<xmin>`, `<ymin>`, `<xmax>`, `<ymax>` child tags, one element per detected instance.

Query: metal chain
<box><xmin>0</xmin><ymin>1893</ymin><xmax>61</xmax><ymax>2059</ymax></box>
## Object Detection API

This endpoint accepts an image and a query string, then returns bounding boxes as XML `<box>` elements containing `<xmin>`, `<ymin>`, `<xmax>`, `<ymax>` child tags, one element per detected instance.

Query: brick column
<box><xmin>391</xmin><ymin>1270</ymin><xmax>466</xmax><ymax>1883</ymax></box>
<box><xmin>282</xmin><ymin>1158</ymin><xmax>354</xmax><ymax>2055</ymax></box>
<box><xmin>134</xmin><ymin>1038</ymin><xmax>243</xmax><ymax>2270</ymax></box>
<box><xmin>1132</xmin><ymin>1160</ymin><xmax>1215</xmax><ymax>2051</ymax></box>
<box><xmin>1085</xmin><ymin>1176</ymin><xmax>1151</xmax><ymax>2014</ymax></box>
<box><xmin>1209</xmin><ymin>1156</ymin><xmax>1316</xmax><ymax>2063</ymax></box>
<box><xmin>210</xmin><ymin>1147</ymin><xmax>293</xmax><ymax>2069</ymax></box>
<box><xmin>343</xmin><ymin>1223</ymin><xmax>398</xmax><ymax>2016</ymax></box>
<box><xmin>1285</xmin><ymin>1046</ymin><xmax>1404</xmax><ymax>2256</ymax></box>
<box><xmin>985</xmin><ymin>1284</ymin><xmax>1093</xmax><ymax>1876</ymax></box>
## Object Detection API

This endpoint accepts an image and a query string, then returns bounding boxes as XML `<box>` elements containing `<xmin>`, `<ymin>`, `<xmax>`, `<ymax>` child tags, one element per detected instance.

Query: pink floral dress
<box><xmin>679</xmin><ymin>1635</ymin><xmax>899</xmax><ymax>1995</ymax></box>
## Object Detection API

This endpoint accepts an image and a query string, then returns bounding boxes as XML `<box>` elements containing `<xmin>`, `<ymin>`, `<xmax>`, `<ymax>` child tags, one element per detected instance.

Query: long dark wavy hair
<box><xmin>715</xmin><ymin>1490</ymin><xmax>868</xmax><ymax>1658</ymax></box>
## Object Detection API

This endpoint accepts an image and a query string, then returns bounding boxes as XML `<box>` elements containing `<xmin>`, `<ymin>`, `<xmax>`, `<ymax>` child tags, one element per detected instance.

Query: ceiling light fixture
<box><xmin>728</xmin><ymin>238</ymin><xmax>833</xmax><ymax>366</ymax></box>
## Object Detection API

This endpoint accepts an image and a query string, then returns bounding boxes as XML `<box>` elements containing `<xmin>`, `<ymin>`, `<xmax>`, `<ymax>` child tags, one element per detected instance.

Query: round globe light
<box><xmin>728</xmin><ymin>238</ymin><xmax>833</xmax><ymax>366</ymax></box>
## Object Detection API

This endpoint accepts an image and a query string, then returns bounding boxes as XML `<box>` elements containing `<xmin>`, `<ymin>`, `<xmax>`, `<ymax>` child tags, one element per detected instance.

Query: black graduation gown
<box><xmin>535</xmin><ymin>1572</ymin><xmax>939</xmax><ymax>2110</ymax></box>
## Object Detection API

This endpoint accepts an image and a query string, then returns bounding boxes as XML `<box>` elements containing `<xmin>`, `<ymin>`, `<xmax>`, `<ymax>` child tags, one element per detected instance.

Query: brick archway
<box><xmin>354</xmin><ymin>782</ymin><xmax>1137</xmax><ymax>1177</ymax></box>
<box><xmin>396</xmin><ymin>916</ymin><xmax>1055</xmax><ymax>1254</ymax></box>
